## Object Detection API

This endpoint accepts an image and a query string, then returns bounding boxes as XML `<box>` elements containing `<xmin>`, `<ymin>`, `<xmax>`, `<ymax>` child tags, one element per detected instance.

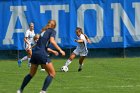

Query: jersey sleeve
<box><xmin>50</xmin><ymin>30</ymin><xmax>56</xmax><ymax>38</ymax></box>
<box><xmin>80</xmin><ymin>34</ymin><xmax>86</xmax><ymax>41</ymax></box>
<box><xmin>25</xmin><ymin>30</ymin><xmax>29</xmax><ymax>38</ymax></box>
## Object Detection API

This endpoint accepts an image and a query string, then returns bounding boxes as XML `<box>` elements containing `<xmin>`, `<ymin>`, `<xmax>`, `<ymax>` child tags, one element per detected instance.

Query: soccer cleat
<box><xmin>18</xmin><ymin>60</ymin><xmax>22</xmax><ymax>67</ymax></box>
<box><xmin>78</xmin><ymin>68</ymin><xmax>82</xmax><ymax>72</ymax></box>
<box><xmin>17</xmin><ymin>89</ymin><xmax>22</xmax><ymax>93</ymax></box>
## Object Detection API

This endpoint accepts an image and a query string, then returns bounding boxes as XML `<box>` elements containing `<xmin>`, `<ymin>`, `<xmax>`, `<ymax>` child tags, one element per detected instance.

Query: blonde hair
<box><xmin>29</xmin><ymin>22</ymin><xmax>34</xmax><ymax>27</ymax></box>
<box><xmin>42</xmin><ymin>20</ymin><xmax>56</xmax><ymax>31</ymax></box>
<box><xmin>33</xmin><ymin>34</ymin><xmax>40</xmax><ymax>41</ymax></box>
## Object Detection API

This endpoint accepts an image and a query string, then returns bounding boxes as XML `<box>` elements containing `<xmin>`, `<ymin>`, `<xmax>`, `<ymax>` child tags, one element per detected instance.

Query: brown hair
<box><xmin>76</xmin><ymin>27</ymin><xmax>89</xmax><ymax>41</ymax></box>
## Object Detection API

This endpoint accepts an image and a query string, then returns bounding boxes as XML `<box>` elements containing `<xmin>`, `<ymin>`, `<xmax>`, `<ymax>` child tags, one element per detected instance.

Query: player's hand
<box><xmin>54</xmin><ymin>51</ymin><xmax>59</xmax><ymax>56</ymax></box>
<box><xmin>26</xmin><ymin>47</ymin><xmax>31</xmax><ymax>51</ymax></box>
<box><xmin>26</xmin><ymin>45</ymin><xmax>31</xmax><ymax>51</ymax></box>
<box><xmin>60</xmin><ymin>50</ymin><xmax>65</xmax><ymax>56</ymax></box>
<box><xmin>87</xmin><ymin>39</ymin><xmax>92</xmax><ymax>43</ymax></box>
<box><xmin>75</xmin><ymin>39</ymin><xmax>78</xmax><ymax>42</ymax></box>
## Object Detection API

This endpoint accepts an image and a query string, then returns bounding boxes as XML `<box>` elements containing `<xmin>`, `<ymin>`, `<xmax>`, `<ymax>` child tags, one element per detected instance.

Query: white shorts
<box><xmin>24</xmin><ymin>43</ymin><xmax>32</xmax><ymax>50</ymax></box>
<box><xmin>73</xmin><ymin>48</ymin><xmax>88</xmax><ymax>56</ymax></box>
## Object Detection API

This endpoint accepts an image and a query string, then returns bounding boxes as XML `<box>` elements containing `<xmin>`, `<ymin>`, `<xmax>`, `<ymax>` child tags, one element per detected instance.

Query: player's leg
<box><xmin>78</xmin><ymin>50</ymin><xmax>88</xmax><ymax>72</ymax></box>
<box><xmin>78</xmin><ymin>56</ymin><xmax>86</xmax><ymax>72</ymax></box>
<box><xmin>40</xmin><ymin>63</ymin><xmax>55</xmax><ymax>93</ymax></box>
<box><xmin>27</xmin><ymin>49</ymin><xmax>32</xmax><ymax>67</ymax></box>
<box><xmin>21</xmin><ymin>55</ymin><xmax>28</xmax><ymax>62</ymax></box>
<box><xmin>64</xmin><ymin>53</ymin><xmax>76</xmax><ymax>67</ymax></box>
<box><xmin>18</xmin><ymin>55</ymin><xmax>28</xmax><ymax>62</ymax></box>
<box><xmin>17</xmin><ymin>64</ymin><xmax>38</xmax><ymax>93</ymax></box>
<box><xmin>18</xmin><ymin>55</ymin><xmax>28</xmax><ymax>67</ymax></box>
<box><xmin>40</xmin><ymin>65</ymin><xmax>45</xmax><ymax>71</ymax></box>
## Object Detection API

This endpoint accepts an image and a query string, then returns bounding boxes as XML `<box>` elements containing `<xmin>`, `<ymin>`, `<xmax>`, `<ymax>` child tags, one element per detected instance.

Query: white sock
<box><xmin>65</xmin><ymin>59</ymin><xmax>72</xmax><ymax>67</ymax></box>
<box><xmin>21</xmin><ymin>56</ymin><xmax>28</xmax><ymax>61</ymax></box>
<box><xmin>28</xmin><ymin>58</ymin><xmax>31</xmax><ymax>67</ymax></box>
<box><xmin>79</xmin><ymin>64</ymin><xmax>84</xmax><ymax>69</ymax></box>
<box><xmin>40</xmin><ymin>69</ymin><xmax>45</xmax><ymax>71</ymax></box>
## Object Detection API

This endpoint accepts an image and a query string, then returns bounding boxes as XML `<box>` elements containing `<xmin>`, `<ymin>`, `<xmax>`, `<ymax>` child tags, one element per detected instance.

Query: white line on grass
<box><xmin>108</xmin><ymin>85</ymin><xmax>140</xmax><ymax>88</ymax></box>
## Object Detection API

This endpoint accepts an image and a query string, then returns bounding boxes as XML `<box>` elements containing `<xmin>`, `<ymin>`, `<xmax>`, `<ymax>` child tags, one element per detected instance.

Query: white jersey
<box><xmin>25</xmin><ymin>29</ymin><xmax>35</xmax><ymax>44</ymax></box>
<box><xmin>76</xmin><ymin>34</ymin><xmax>87</xmax><ymax>52</ymax></box>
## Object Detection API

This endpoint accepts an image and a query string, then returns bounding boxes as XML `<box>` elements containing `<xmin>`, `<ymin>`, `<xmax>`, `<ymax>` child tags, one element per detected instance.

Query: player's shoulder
<box><xmin>47</xmin><ymin>28</ymin><xmax>55</xmax><ymax>31</ymax></box>
<box><xmin>47</xmin><ymin>28</ymin><xmax>56</xmax><ymax>34</ymax></box>
<box><xmin>25</xmin><ymin>29</ymin><xmax>30</xmax><ymax>34</ymax></box>
<box><xmin>26</xmin><ymin>29</ymin><xmax>30</xmax><ymax>32</ymax></box>
<box><xmin>80</xmin><ymin>34</ymin><xmax>85</xmax><ymax>38</ymax></box>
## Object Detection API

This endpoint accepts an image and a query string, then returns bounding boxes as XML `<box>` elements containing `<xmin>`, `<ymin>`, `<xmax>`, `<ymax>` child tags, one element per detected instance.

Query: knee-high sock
<box><xmin>28</xmin><ymin>58</ymin><xmax>31</xmax><ymax>67</ymax></box>
<box><xmin>21</xmin><ymin>56</ymin><xmax>28</xmax><ymax>61</ymax></box>
<box><xmin>79</xmin><ymin>64</ymin><xmax>84</xmax><ymax>69</ymax></box>
<box><xmin>64</xmin><ymin>59</ymin><xmax>72</xmax><ymax>67</ymax></box>
<box><xmin>20</xmin><ymin>74</ymin><xmax>32</xmax><ymax>91</ymax></box>
<box><xmin>42</xmin><ymin>75</ymin><xmax>53</xmax><ymax>91</ymax></box>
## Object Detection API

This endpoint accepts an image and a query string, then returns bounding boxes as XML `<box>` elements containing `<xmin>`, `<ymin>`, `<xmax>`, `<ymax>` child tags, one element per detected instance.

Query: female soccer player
<box><xmin>18</xmin><ymin>22</ymin><xmax>35</xmax><ymax>67</ymax></box>
<box><xmin>17</xmin><ymin>20</ymin><xmax>65</xmax><ymax>93</ymax></box>
<box><xmin>33</xmin><ymin>34</ymin><xmax>59</xmax><ymax>71</ymax></box>
<box><xmin>64</xmin><ymin>27</ymin><xmax>91</xmax><ymax>72</ymax></box>
<box><xmin>18</xmin><ymin>31</ymin><xmax>58</xmax><ymax>70</ymax></box>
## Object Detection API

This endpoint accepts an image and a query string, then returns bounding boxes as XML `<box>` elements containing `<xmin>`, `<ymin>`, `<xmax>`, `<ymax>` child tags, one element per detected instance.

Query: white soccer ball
<box><xmin>61</xmin><ymin>66</ymin><xmax>68</xmax><ymax>72</ymax></box>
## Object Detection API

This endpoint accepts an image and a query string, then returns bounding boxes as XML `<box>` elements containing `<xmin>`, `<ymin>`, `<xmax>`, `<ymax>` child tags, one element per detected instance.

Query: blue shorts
<box><xmin>30</xmin><ymin>53</ymin><xmax>51</xmax><ymax>64</ymax></box>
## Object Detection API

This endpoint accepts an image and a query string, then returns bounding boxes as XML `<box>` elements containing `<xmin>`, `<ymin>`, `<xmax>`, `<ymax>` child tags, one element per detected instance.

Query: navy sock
<box><xmin>20</xmin><ymin>74</ymin><xmax>32</xmax><ymax>91</ymax></box>
<box><xmin>42</xmin><ymin>75</ymin><xmax>53</xmax><ymax>91</ymax></box>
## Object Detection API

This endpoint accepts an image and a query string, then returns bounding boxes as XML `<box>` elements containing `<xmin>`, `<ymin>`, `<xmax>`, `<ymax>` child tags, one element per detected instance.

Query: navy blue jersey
<box><xmin>30</xmin><ymin>28</ymin><xmax>56</xmax><ymax>64</ymax></box>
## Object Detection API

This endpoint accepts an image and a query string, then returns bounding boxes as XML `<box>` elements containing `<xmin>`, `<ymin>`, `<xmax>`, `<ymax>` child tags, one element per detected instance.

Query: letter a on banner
<box><xmin>3</xmin><ymin>6</ymin><xmax>28</xmax><ymax>45</ymax></box>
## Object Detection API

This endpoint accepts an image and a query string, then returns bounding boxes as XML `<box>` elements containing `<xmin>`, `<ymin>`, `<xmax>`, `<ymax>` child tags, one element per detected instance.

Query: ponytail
<box><xmin>76</xmin><ymin>27</ymin><xmax>89</xmax><ymax>41</ymax></box>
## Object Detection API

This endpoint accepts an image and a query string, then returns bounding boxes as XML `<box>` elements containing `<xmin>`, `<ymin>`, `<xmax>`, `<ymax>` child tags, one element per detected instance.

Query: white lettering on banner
<box><xmin>3</xmin><ymin>6</ymin><xmax>28</xmax><ymax>45</ymax></box>
<box><xmin>3</xmin><ymin>2</ymin><xmax>140</xmax><ymax>46</ymax></box>
<box><xmin>133</xmin><ymin>3</ymin><xmax>140</xmax><ymax>41</ymax></box>
<box><xmin>40</xmin><ymin>5</ymin><xmax>69</xmax><ymax>43</ymax></box>
<box><xmin>111</xmin><ymin>3</ymin><xmax>140</xmax><ymax>42</ymax></box>
<box><xmin>77</xmin><ymin>4</ymin><xmax>104</xmax><ymax>43</ymax></box>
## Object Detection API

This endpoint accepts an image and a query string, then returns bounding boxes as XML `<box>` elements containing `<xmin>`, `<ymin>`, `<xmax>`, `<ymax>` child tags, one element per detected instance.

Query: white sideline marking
<box><xmin>108</xmin><ymin>85</ymin><xmax>140</xmax><ymax>88</ymax></box>
<box><xmin>81</xmin><ymin>76</ymin><xmax>95</xmax><ymax>78</ymax></box>
<box><xmin>63</xmin><ymin>86</ymin><xmax>93</xmax><ymax>89</ymax></box>
<box><xmin>62</xmin><ymin>85</ymin><xmax>140</xmax><ymax>90</ymax></box>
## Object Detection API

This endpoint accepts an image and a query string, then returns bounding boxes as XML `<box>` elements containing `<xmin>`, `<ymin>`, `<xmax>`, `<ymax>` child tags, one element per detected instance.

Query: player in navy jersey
<box><xmin>17</xmin><ymin>20</ymin><xmax>65</xmax><ymax>93</ymax></box>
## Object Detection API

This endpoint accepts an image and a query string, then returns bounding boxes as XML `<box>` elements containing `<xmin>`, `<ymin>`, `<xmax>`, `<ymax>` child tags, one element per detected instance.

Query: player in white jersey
<box><xmin>18</xmin><ymin>22</ymin><xmax>35</xmax><ymax>67</ymax></box>
<box><xmin>64</xmin><ymin>27</ymin><xmax>91</xmax><ymax>72</ymax></box>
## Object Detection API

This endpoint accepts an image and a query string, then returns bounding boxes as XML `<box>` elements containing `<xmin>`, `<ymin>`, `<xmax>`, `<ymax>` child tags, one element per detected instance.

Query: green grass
<box><xmin>0</xmin><ymin>58</ymin><xmax>140</xmax><ymax>93</ymax></box>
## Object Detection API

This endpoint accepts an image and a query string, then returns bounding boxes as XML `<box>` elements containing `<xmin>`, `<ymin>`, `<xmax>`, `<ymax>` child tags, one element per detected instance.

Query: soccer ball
<box><xmin>61</xmin><ymin>66</ymin><xmax>68</xmax><ymax>72</ymax></box>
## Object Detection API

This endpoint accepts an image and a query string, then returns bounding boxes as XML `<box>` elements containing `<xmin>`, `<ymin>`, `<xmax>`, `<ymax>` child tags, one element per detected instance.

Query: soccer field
<box><xmin>0</xmin><ymin>58</ymin><xmax>140</xmax><ymax>93</ymax></box>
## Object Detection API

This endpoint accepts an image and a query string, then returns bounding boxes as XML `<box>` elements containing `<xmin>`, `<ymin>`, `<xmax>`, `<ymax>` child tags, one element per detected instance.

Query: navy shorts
<box><xmin>30</xmin><ymin>53</ymin><xmax>51</xmax><ymax>64</ymax></box>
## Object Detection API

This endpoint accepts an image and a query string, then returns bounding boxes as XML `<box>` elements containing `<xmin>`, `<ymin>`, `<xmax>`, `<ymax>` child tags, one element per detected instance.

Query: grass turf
<box><xmin>0</xmin><ymin>58</ymin><xmax>140</xmax><ymax>93</ymax></box>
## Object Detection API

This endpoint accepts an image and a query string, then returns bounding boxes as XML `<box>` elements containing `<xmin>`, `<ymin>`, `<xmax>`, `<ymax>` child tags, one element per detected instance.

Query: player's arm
<box><xmin>83</xmin><ymin>34</ymin><xmax>91</xmax><ymax>43</ymax></box>
<box><xmin>31</xmin><ymin>43</ymin><xmax>37</xmax><ymax>49</ymax></box>
<box><xmin>24</xmin><ymin>31</ymin><xmax>30</xmax><ymax>47</ymax></box>
<box><xmin>24</xmin><ymin>37</ymin><xmax>31</xmax><ymax>51</ymax></box>
<box><xmin>75</xmin><ymin>39</ymin><xmax>84</xmax><ymax>43</ymax></box>
<box><xmin>24</xmin><ymin>37</ymin><xmax>29</xmax><ymax>45</ymax></box>
<box><xmin>47</xmin><ymin>48</ymin><xmax>59</xmax><ymax>56</ymax></box>
<box><xmin>50</xmin><ymin>37</ymin><xmax>65</xmax><ymax>56</ymax></box>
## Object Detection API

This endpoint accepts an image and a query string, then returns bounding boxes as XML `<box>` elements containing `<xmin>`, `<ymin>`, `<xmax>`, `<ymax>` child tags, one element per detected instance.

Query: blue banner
<box><xmin>0</xmin><ymin>0</ymin><xmax>140</xmax><ymax>50</ymax></box>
